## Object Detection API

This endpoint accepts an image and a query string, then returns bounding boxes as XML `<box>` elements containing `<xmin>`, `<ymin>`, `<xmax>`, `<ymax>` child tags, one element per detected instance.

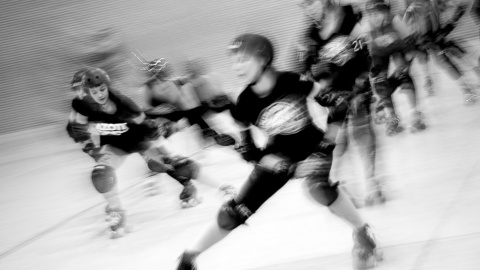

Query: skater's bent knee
<box><xmin>307</xmin><ymin>181</ymin><xmax>339</xmax><ymax>206</ymax></box>
<box><xmin>91</xmin><ymin>165</ymin><xmax>117</xmax><ymax>193</ymax></box>
<box><xmin>167</xmin><ymin>158</ymin><xmax>201</xmax><ymax>184</ymax></box>
<box><xmin>217</xmin><ymin>199</ymin><xmax>252</xmax><ymax>230</ymax></box>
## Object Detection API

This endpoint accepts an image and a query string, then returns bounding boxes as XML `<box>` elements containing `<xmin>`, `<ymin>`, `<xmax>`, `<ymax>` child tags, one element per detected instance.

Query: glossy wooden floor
<box><xmin>1</xmin><ymin>63</ymin><xmax>480</xmax><ymax>270</ymax></box>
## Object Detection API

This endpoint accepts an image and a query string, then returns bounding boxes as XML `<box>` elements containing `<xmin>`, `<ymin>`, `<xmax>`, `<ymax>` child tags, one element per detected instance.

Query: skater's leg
<box><xmin>186</xmin><ymin>221</ymin><xmax>231</xmax><ymax>254</ymax></box>
<box><xmin>329</xmin><ymin>190</ymin><xmax>366</xmax><ymax>229</ymax></box>
<box><xmin>371</xmin><ymin>72</ymin><xmax>403</xmax><ymax>135</ymax></box>
<box><xmin>417</xmin><ymin>51</ymin><xmax>435</xmax><ymax>96</ymax></box>
<box><xmin>392</xmin><ymin>63</ymin><xmax>428</xmax><ymax>132</ymax></box>
<box><xmin>302</xmin><ymin>152</ymin><xmax>365</xmax><ymax>229</ymax></box>
<box><xmin>349</xmin><ymin>97</ymin><xmax>382</xmax><ymax>205</ymax></box>
<box><xmin>90</xmin><ymin>146</ymin><xmax>131</xmax><ymax>237</ymax></box>
<box><xmin>301</xmin><ymin>150</ymin><xmax>381</xmax><ymax>269</ymax></box>
<box><xmin>93</xmin><ymin>145</ymin><xmax>128</xmax><ymax>210</ymax></box>
<box><xmin>432</xmin><ymin>49</ymin><xmax>476</xmax><ymax>102</ymax></box>
<box><xmin>178</xmin><ymin>159</ymin><xmax>292</xmax><ymax>268</ymax></box>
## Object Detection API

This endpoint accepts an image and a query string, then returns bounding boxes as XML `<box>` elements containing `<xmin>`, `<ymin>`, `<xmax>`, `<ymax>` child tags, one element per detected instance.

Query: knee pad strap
<box><xmin>217</xmin><ymin>199</ymin><xmax>253</xmax><ymax>230</ymax></box>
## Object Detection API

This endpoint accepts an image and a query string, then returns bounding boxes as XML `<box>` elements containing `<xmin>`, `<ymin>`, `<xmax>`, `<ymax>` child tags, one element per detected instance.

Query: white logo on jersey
<box><xmin>94</xmin><ymin>123</ymin><xmax>129</xmax><ymax>136</ymax></box>
<box><xmin>256</xmin><ymin>96</ymin><xmax>310</xmax><ymax>136</ymax></box>
<box><xmin>373</xmin><ymin>33</ymin><xmax>399</xmax><ymax>48</ymax></box>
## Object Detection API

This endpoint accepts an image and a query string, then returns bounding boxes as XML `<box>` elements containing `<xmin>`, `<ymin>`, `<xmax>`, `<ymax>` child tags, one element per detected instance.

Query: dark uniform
<box><xmin>219</xmin><ymin>72</ymin><xmax>339</xmax><ymax>231</ymax></box>
<box><xmin>299</xmin><ymin>5</ymin><xmax>379</xmax><ymax>203</ymax></box>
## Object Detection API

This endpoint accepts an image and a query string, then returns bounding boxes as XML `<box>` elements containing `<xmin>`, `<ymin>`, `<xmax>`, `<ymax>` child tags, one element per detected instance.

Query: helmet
<box><xmin>365</xmin><ymin>0</ymin><xmax>390</xmax><ymax>13</ymax></box>
<box><xmin>70</xmin><ymin>68</ymin><xmax>90</xmax><ymax>90</ymax></box>
<box><xmin>228</xmin><ymin>33</ymin><xmax>274</xmax><ymax>66</ymax></box>
<box><xmin>82</xmin><ymin>68</ymin><xmax>111</xmax><ymax>89</ymax></box>
<box><xmin>185</xmin><ymin>58</ymin><xmax>209</xmax><ymax>77</ymax></box>
<box><xmin>318</xmin><ymin>35</ymin><xmax>355</xmax><ymax>66</ymax></box>
<box><xmin>144</xmin><ymin>58</ymin><xmax>173</xmax><ymax>80</ymax></box>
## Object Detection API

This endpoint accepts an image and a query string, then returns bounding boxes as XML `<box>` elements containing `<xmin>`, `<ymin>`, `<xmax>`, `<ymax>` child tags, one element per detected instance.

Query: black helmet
<box><xmin>365</xmin><ymin>0</ymin><xmax>390</xmax><ymax>13</ymax></box>
<box><xmin>82</xmin><ymin>68</ymin><xmax>112</xmax><ymax>89</ymax></box>
<box><xmin>228</xmin><ymin>33</ymin><xmax>275</xmax><ymax>66</ymax></box>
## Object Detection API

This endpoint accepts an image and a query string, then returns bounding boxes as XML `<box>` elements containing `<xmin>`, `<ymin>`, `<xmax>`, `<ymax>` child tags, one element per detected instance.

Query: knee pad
<box><xmin>147</xmin><ymin>157</ymin><xmax>171</xmax><ymax>173</ymax></box>
<box><xmin>167</xmin><ymin>158</ymin><xmax>200</xmax><ymax>185</ymax></box>
<box><xmin>307</xmin><ymin>180</ymin><xmax>339</xmax><ymax>206</ymax></box>
<box><xmin>217</xmin><ymin>199</ymin><xmax>253</xmax><ymax>230</ymax></box>
<box><xmin>301</xmin><ymin>152</ymin><xmax>338</xmax><ymax>206</ymax></box>
<box><xmin>91</xmin><ymin>165</ymin><xmax>117</xmax><ymax>193</ymax></box>
<box><xmin>258</xmin><ymin>154</ymin><xmax>294</xmax><ymax>177</ymax></box>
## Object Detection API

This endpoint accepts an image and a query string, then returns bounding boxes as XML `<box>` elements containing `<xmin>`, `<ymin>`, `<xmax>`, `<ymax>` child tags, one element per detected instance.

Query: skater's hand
<box><xmin>259</xmin><ymin>154</ymin><xmax>291</xmax><ymax>174</ymax></box>
<box><xmin>294</xmin><ymin>156</ymin><xmax>321</xmax><ymax>179</ymax></box>
<box><xmin>235</xmin><ymin>143</ymin><xmax>262</xmax><ymax>163</ymax></box>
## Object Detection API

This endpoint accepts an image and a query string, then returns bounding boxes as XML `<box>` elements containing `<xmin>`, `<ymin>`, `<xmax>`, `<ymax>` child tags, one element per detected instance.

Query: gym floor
<box><xmin>0</xmin><ymin>61</ymin><xmax>479</xmax><ymax>270</ymax></box>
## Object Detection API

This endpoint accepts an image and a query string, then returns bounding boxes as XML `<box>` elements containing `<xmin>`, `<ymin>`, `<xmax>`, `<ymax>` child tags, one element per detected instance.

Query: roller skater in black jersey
<box><xmin>66</xmin><ymin>68</ymin><xmax>205</xmax><ymax>237</ymax></box>
<box><xmin>361</xmin><ymin>0</ymin><xmax>427</xmax><ymax>135</ymax></box>
<box><xmin>296</xmin><ymin>0</ymin><xmax>384</xmax><ymax>206</ymax></box>
<box><xmin>404</xmin><ymin>0</ymin><xmax>478</xmax><ymax>103</ymax></box>
<box><xmin>175</xmin><ymin>33</ymin><xmax>382</xmax><ymax>270</ymax></box>
<box><xmin>142</xmin><ymin>58</ymin><xmax>236</xmax><ymax>147</ymax></box>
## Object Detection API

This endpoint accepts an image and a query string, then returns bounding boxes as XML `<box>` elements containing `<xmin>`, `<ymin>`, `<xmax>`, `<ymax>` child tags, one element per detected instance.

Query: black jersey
<box><xmin>368</xmin><ymin>23</ymin><xmax>407</xmax><ymax>73</ymax></box>
<box><xmin>233</xmin><ymin>72</ymin><xmax>324</xmax><ymax>161</ymax></box>
<box><xmin>72</xmin><ymin>91</ymin><xmax>150</xmax><ymax>153</ymax></box>
<box><xmin>307</xmin><ymin>5</ymin><xmax>359</xmax><ymax>49</ymax></box>
<box><xmin>305</xmin><ymin>5</ymin><xmax>370</xmax><ymax>91</ymax></box>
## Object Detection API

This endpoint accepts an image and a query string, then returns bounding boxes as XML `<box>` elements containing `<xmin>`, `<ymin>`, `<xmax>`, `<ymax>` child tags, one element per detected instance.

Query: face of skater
<box><xmin>230</xmin><ymin>51</ymin><xmax>267</xmax><ymax>87</ymax></box>
<box><xmin>87</xmin><ymin>83</ymin><xmax>110</xmax><ymax>105</ymax></box>
<box><xmin>299</xmin><ymin>0</ymin><xmax>327</xmax><ymax>23</ymax></box>
<box><xmin>366</xmin><ymin>9</ymin><xmax>389</xmax><ymax>29</ymax></box>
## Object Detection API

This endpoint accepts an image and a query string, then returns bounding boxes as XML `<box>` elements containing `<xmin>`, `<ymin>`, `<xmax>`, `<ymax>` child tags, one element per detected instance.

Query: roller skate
<box><xmin>218</xmin><ymin>183</ymin><xmax>237</xmax><ymax>202</ymax></box>
<box><xmin>352</xmin><ymin>224</ymin><xmax>383</xmax><ymax>270</ymax></box>
<box><xmin>464</xmin><ymin>92</ymin><xmax>477</xmax><ymax>105</ymax></box>
<box><xmin>374</xmin><ymin>110</ymin><xmax>386</xmax><ymax>125</ymax></box>
<box><xmin>107</xmin><ymin>209</ymin><xmax>132</xmax><ymax>239</ymax></box>
<box><xmin>176</xmin><ymin>251</ymin><xmax>199</xmax><ymax>270</ymax></box>
<box><xmin>410</xmin><ymin>111</ymin><xmax>427</xmax><ymax>133</ymax></box>
<box><xmin>180</xmin><ymin>181</ymin><xmax>202</xmax><ymax>208</ymax></box>
<box><xmin>425</xmin><ymin>77</ymin><xmax>434</xmax><ymax>97</ymax></box>
<box><xmin>385</xmin><ymin>116</ymin><xmax>404</xmax><ymax>136</ymax></box>
<box><xmin>364</xmin><ymin>189</ymin><xmax>386</xmax><ymax>207</ymax></box>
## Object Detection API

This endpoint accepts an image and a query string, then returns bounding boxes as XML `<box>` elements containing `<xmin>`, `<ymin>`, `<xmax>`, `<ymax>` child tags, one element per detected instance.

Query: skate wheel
<box><xmin>181</xmin><ymin>197</ymin><xmax>202</xmax><ymax>208</ymax></box>
<box><xmin>352</xmin><ymin>249</ymin><xmax>378</xmax><ymax>270</ymax></box>
<box><xmin>411</xmin><ymin>125</ymin><xmax>427</xmax><ymax>133</ymax></box>
<box><xmin>375</xmin><ymin>249</ymin><xmax>384</xmax><ymax>262</ymax></box>
<box><xmin>110</xmin><ymin>228</ymin><xmax>126</xmax><ymax>239</ymax></box>
<box><xmin>365</xmin><ymin>194</ymin><xmax>386</xmax><ymax>207</ymax></box>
